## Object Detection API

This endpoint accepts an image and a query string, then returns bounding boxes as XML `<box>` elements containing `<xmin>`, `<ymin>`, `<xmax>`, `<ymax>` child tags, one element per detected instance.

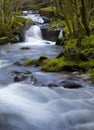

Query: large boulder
<box><xmin>42</xmin><ymin>28</ymin><xmax>59</xmax><ymax>41</ymax></box>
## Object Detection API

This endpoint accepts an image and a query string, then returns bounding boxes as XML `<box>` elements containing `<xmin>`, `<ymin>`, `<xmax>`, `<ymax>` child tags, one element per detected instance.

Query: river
<box><xmin>0</xmin><ymin>11</ymin><xmax>94</xmax><ymax>130</ymax></box>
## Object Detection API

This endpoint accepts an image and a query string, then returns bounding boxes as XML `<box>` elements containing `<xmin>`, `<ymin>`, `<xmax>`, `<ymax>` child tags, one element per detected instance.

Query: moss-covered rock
<box><xmin>24</xmin><ymin>56</ymin><xmax>48</xmax><ymax>67</ymax></box>
<box><xmin>41</xmin><ymin>56</ymin><xmax>94</xmax><ymax>72</ymax></box>
<box><xmin>24</xmin><ymin>59</ymin><xmax>39</xmax><ymax>66</ymax></box>
<box><xmin>39</xmin><ymin>6</ymin><xmax>55</xmax><ymax>17</ymax></box>
<box><xmin>41</xmin><ymin>57</ymin><xmax>83</xmax><ymax>72</ymax></box>
<box><xmin>38</xmin><ymin>56</ymin><xmax>48</xmax><ymax>62</ymax></box>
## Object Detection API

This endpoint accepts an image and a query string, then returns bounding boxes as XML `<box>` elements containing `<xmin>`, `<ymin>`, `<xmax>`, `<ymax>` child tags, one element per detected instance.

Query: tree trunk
<box><xmin>80</xmin><ymin>0</ymin><xmax>90</xmax><ymax>36</ymax></box>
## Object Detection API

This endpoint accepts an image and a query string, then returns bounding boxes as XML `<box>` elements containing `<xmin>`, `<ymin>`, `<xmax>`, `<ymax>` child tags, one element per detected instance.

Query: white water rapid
<box><xmin>0</xmin><ymin>83</ymin><xmax>94</xmax><ymax>130</ymax></box>
<box><xmin>0</xmin><ymin>11</ymin><xmax>94</xmax><ymax>130</ymax></box>
<box><xmin>23</xmin><ymin>12</ymin><xmax>44</xmax><ymax>24</ymax></box>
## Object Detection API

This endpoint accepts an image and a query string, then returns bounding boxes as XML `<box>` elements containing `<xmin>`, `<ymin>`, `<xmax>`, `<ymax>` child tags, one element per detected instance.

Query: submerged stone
<box><xmin>11</xmin><ymin>70</ymin><xmax>36</xmax><ymax>84</ymax></box>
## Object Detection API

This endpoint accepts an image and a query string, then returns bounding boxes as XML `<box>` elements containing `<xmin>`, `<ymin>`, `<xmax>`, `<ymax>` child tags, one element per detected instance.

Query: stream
<box><xmin>0</xmin><ymin>11</ymin><xmax>94</xmax><ymax>130</ymax></box>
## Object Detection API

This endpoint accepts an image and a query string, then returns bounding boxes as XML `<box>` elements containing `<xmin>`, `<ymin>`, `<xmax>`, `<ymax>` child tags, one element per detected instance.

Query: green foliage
<box><xmin>14</xmin><ymin>17</ymin><xmax>26</xmax><ymax>24</ymax></box>
<box><xmin>81</xmin><ymin>35</ymin><xmax>94</xmax><ymax>48</ymax></box>
<box><xmin>49</xmin><ymin>18</ymin><xmax>64</xmax><ymax>30</ymax></box>
<box><xmin>0</xmin><ymin>0</ymin><xmax>25</xmax><ymax>44</ymax></box>
<box><xmin>79</xmin><ymin>59</ymin><xmax>94</xmax><ymax>71</ymax></box>
<box><xmin>41</xmin><ymin>57</ymin><xmax>80</xmax><ymax>72</ymax></box>
<box><xmin>62</xmin><ymin>35</ymin><xmax>94</xmax><ymax>61</ymax></box>
<box><xmin>50</xmin><ymin>0</ymin><xmax>94</xmax><ymax>37</ymax></box>
<box><xmin>0</xmin><ymin>37</ymin><xmax>9</xmax><ymax>45</ymax></box>
<box><xmin>64</xmin><ymin>39</ymin><xmax>77</xmax><ymax>48</ymax></box>
<box><xmin>40</xmin><ymin>6</ymin><xmax>55</xmax><ymax>12</ymax></box>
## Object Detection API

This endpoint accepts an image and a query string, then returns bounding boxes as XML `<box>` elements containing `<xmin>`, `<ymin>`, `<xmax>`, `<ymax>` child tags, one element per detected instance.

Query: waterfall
<box><xmin>25</xmin><ymin>25</ymin><xmax>43</xmax><ymax>42</ymax></box>
<box><xmin>25</xmin><ymin>25</ymin><xmax>55</xmax><ymax>45</ymax></box>
<box><xmin>58</xmin><ymin>30</ymin><xmax>63</xmax><ymax>38</ymax></box>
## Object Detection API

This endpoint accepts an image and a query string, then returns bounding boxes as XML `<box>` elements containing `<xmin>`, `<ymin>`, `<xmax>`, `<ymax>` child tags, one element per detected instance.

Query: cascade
<box><xmin>25</xmin><ymin>25</ymin><xmax>43</xmax><ymax>42</ymax></box>
<box><xmin>58</xmin><ymin>30</ymin><xmax>63</xmax><ymax>38</ymax></box>
<box><xmin>23</xmin><ymin>14</ymin><xmax>44</xmax><ymax>24</ymax></box>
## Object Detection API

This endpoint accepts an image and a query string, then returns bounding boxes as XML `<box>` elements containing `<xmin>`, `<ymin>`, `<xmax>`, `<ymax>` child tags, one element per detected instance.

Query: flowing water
<box><xmin>0</xmin><ymin>12</ymin><xmax>94</xmax><ymax>130</ymax></box>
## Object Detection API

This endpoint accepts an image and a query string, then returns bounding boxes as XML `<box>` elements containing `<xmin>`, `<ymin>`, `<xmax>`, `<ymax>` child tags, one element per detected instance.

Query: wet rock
<box><xmin>62</xmin><ymin>65</ymin><xmax>84</xmax><ymax>72</ymax></box>
<box><xmin>42</xmin><ymin>28</ymin><xmax>59</xmax><ymax>41</ymax></box>
<box><xmin>60</xmin><ymin>80</ymin><xmax>83</xmax><ymax>89</ymax></box>
<box><xmin>45</xmin><ymin>42</ymin><xmax>50</xmax><ymax>44</ymax></box>
<box><xmin>14</xmin><ymin>59</ymin><xmax>25</xmax><ymax>66</ymax></box>
<box><xmin>20</xmin><ymin>47</ymin><xmax>30</xmax><ymax>50</ymax></box>
<box><xmin>48</xmin><ymin>83</ymin><xmax>58</xmax><ymax>87</ymax></box>
<box><xmin>56</xmin><ymin>38</ymin><xmax>65</xmax><ymax>46</ymax></box>
<box><xmin>56</xmin><ymin>51</ymin><xmax>64</xmax><ymax>58</ymax></box>
<box><xmin>39</xmin><ymin>56</ymin><xmax>48</xmax><ymax>62</ymax></box>
<box><xmin>12</xmin><ymin>70</ymin><xmax>36</xmax><ymax>84</ymax></box>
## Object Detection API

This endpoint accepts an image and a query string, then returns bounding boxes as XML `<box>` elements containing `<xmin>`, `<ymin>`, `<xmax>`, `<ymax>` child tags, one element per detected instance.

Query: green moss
<box><xmin>39</xmin><ymin>6</ymin><xmax>56</xmax><ymax>17</ymax></box>
<box><xmin>23</xmin><ymin>1</ymin><xmax>50</xmax><ymax>10</ymax></box>
<box><xmin>24</xmin><ymin>59</ymin><xmax>40</xmax><ymax>66</ymax></box>
<box><xmin>24</xmin><ymin>57</ymin><xmax>48</xmax><ymax>67</ymax></box>
<box><xmin>0</xmin><ymin>37</ymin><xmax>9</xmax><ymax>45</ymax></box>
<box><xmin>81</xmin><ymin>35</ymin><xmax>94</xmax><ymax>48</ymax></box>
<box><xmin>41</xmin><ymin>58</ymin><xmax>64</xmax><ymax>72</ymax></box>
<box><xmin>64</xmin><ymin>38</ymin><xmax>77</xmax><ymax>48</ymax></box>
<box><xmin>24</xmin><ymin>59</ymin><xmax>31</xmax><ymax>66</ymax></box>
<box><xmin>41</xmin><ymin>57</ymin><xmax>80</xmax><ymax>72</ymax></box>
<box><xmin>79</xmin><ymin>59</ymin><xmax>94</xmax><ymax>71</ymax></box>
<box><xmin>41</xmin><ymin>56</ymin><xmax>94</xmax><ymax>72</ymax></box>
<box><xmin>40</xmin><ymin>6</ymin><xmax>56</xmax><ymax>12</ymax></box>
<box><xmin>49</xmin><ymin>18</ymin><xmax>64</xmax><ymax>30</ymax></box>
<box><xmin>63</xmin><ymin>35</ymin><xmax>94</xmax><ymax>61</ymax></box>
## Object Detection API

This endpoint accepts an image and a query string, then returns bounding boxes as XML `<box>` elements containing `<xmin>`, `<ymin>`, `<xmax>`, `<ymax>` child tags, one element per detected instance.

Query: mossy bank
<box><xmin>23</xmin><ymin>35</ymin><xmax>94</xmax><ymax>84</ymax></box>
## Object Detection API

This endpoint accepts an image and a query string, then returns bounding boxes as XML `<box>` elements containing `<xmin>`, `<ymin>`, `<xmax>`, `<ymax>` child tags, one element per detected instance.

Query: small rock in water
<box><xmin>20</xmin><ymin>47</ymin><xmax>30</xmax><ymax>50</ymax></box>
<box><xmin>11</xmin><ymin>70</ymin><xmax>36</xmax><ymax>84</ymax></box>
<box><xmin>60</xmin><ymin>80</ymin><xmax>83</xmax><ymax>89</ymax></box>
<box><xmin>48</xmin><ymin>83</ymin><xmax>58</xmax><ymax>87</ymax></box>
<box><xmin>45</xmin><ymin>42</ymin><xmax>50</xmax><ymax>44</ymax></box>
<box><xmin>39</xmin><ymin>56</ymin><xmax>48</xmax><ymax>61</ymax></box>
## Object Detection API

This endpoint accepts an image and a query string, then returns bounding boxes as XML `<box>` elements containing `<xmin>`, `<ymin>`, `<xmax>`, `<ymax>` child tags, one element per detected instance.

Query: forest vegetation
<box><xmin>0</xmin><ymin>0</ymin><xmax>94</xmax><ymax>82</ymax></box>
<box><xmin>24</xmin><ymin>0</ymin><xmax>94</xmax><ymax>83</ymax></box>
<box><xmin>0</xmin><ymin>0</ymin><xmax>30</xmax><ymax>44</ymax></box>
